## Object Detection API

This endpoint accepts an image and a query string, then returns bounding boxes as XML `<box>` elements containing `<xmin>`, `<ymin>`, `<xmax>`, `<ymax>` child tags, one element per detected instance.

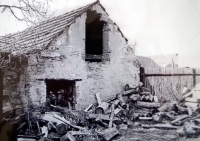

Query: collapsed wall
<box><xmin>1</xmin><ymin>54</ymin><xmax>27</xmax><ymax>114</ymax></box>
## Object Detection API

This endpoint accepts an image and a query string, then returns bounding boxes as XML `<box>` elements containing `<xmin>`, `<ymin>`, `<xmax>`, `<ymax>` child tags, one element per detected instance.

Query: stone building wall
<box><xmin>2</xmin><ymin>68</ymin><xmax>26</xmax><ymax>113</ymax></box>
<box><xmin>23</xmin><ymin>4</ymin><xmax>140</xmax><ymax>110</ymax></box>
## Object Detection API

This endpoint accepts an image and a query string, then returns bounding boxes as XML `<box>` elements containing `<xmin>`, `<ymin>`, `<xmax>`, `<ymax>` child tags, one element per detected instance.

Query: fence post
<box><xmin>193</xmin><ymin>69</ymin><xmax>196</xmax><ymax>87</ymax></box>
<box><xmin>140</xmin><ymin>67</ymin><xmax>145</xmax><ymax>85</ymax></box>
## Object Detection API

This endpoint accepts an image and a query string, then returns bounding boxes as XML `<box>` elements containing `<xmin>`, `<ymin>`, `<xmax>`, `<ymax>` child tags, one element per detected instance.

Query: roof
<box><xmin>147</xmin><ymin>54</ymin><xmax>178</xmax><ymax>68</ymax></box>
<box><xmin>0</xmin><ymin>0</ymin><xmax>100</xmax><ymax>55</ymax></box>
<box><xmin>0</xmin><ymin>0</ymin><xmax>128</xmax><ymax>56</ymax></box>
<box><xmin>137</xmin><ymin>56</ymin><xmax>159</xmax><ymax>68</ymax></box>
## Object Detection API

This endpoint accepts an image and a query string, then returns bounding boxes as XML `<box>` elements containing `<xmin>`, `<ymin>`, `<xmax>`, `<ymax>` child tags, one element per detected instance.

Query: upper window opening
<box><xmin>85</xmin><ymin>10</ymin><xmax>105</xmax><ymax>62</ymax></box>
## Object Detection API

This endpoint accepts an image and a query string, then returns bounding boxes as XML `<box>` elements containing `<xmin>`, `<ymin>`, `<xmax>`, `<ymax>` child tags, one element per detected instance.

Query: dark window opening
<box><xmin>0</xmin><ymin>53</ymin><xmax>27</xmax><ymax>69</ymax></box>
<box><xmin>85</xmin><ymin>10</ymin><xmax>105</xmax><ymax>62</ymax></box>
<box><xmin>45</xmin><ymin>79</ymin><xmax>75</xmax><ymax>109</ymax></box>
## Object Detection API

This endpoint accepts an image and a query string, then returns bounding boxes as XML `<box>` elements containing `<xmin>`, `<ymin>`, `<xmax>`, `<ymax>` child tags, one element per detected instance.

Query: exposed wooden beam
<box><xmin>141</xmin><ymin>73</ymin><xmax>200</xmax><ymax>77</ymax></box>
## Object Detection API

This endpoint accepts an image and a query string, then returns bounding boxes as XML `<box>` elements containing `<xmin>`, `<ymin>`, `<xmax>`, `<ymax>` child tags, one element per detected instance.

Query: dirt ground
<box><xmin>114</xmin><ymin>127</ymin><xmax>200</xmax><ymax>141</ymax></box>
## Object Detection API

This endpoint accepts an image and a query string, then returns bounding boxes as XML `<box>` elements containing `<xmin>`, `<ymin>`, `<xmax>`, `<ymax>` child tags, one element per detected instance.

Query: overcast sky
<box><xmin>1</xmin><ymin>0</ymin><xmax>200</xmax><ymax>68</ymax></box>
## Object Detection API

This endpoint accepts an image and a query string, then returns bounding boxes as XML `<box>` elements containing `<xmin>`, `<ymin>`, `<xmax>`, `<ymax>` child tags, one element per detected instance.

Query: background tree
<box><xmin>0</xmin><ymin>0</ymin><xmax>53</xmax><ymax>24</ymax></box>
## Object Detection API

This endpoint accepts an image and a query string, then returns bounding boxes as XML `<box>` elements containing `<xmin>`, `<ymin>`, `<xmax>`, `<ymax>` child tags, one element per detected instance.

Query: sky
<box><xmin>0</xmin><ymin>0</ymin><xmax>200</xmax><ymax>68</ymax></box>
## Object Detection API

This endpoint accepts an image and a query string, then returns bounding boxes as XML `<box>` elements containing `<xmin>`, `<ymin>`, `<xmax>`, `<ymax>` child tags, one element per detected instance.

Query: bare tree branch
<box><xmin>0</xmin><ymin>0</ymin><xmax>53</xmax><ymax>24</ymax></box>
<box><xmin>0</xmin><ymin>5</ymin><xmax>27</xmax><ymax>12</ymax></box>
<box><xmin>0</xmin><ymin>0</ymin><xmax>55</xmax><ymax>69</ymax></box>
<box><xmin>8</xmin><ymin>7</ymin><xmax>23</xmax><ymax>21</ymax></box>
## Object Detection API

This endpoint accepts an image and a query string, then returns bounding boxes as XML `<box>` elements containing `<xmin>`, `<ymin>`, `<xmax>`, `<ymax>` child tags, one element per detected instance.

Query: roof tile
<box><xmin>0</xmin><ymin>0</ymin><xmax>99</xmax><ymax>55</ymax></box>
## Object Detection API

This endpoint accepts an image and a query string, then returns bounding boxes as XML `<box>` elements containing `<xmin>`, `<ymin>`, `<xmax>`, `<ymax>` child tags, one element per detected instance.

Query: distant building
<box><xmin>146</xmin><ymin>54</ymin><xmax>178</xmax><ymax>68</ymax></box>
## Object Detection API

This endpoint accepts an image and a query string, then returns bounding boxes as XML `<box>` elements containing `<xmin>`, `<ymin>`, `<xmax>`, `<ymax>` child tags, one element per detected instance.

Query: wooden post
<box><xmin>95</xmin><ymin>102</ymin><xmax>109</xmax><ymax>114</ymax></box>
<box><xmin>140</xmin><ymin>67</ymin><xmax>145</xmax><ymax>85</ymax></box>
<box><xmin>109</xmin><ymin>104</ymin><xmax>115</xmax><ymax>128</ymax></box>
<box><xmin>193</xmin><ymin>69</ymin><xmax>196</xmax><ymax>87</ymax></box>
<box><xmin>56</xmin><ymin>123</ymin><xmax>69</xmax><ymax>135</ymax></box>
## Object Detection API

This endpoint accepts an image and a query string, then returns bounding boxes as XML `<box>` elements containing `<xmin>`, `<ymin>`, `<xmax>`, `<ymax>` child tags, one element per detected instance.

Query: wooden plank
<box><xmin>53</xmin><ymin>114</ymin><xmax>85</xmax><ymax>130</ymax></box>
<box><xmin>182</xmin><ymin>87</ymin><xmax>191</xmax><ymax>95</ymax></box>
<box><xmin>122</xmin><ymin>89</ymin><xmax>139</xmax><ymax>96</ymax></box>
<box><xmin>119</xmin><ymin>124</ymin><xmax>128</xmax><ymax>130</ymax></box>
<box><xmin>41</xmin><ymin>126</ymin><xmax>48</xmax><ymax>138</ymax></box>
<box><xmin>60</xmin><ymin>132</ymin><xmax>76</xmax><ymax>141</ymax></box>
<box><xmin>68</xmin><ymin>131</ymin><xmax>91</xmax><ymax>136</ymax></box>
<box><xmin>180</xmin><ymin>91</ymin><xmax>193</xmax><ymax>102</ymax></box>
<box><xmin>17</xmin><ymin>139</ymin><xmax>36</xmax><ymax>141</ymax></box>
<box><xmin>139</xmin><ymin>117</ymin><xmax>153</xmax><ymax>120</ymax></box>
<box><xmin>109</xmin><ymin>104</ymin><xmax>115</xmax><ymax>128</ymax></box>
<box><xmin>100</xmin><ymin>128</ymin><xmax>119</xmax><ymax>141</ymax></box>
<box><xmin>185</xmin><ymin>102</ymin><xmax>199</xmax><ymax>110</ymax></box>
<box><xmin>142</xmin><ymin>123</ymin><xmax>178</xmax><ymax>129</ymax></box>
<box><xmin>193</xmin><ymin>90</ymin><xmax>200</xmax><ymax>99</ymax></box>
<box><xmin>85</xmin><ymin>54</ymin><xmax>102</xmax><ymax>61</ymax></box>
<box><xmin>187</xmin><ymin>107</ymin><xmax>192</xmax><ymax>116</ymax></box>
<box><xmin>84</xmin><ymin>104</ymin><xmax>93</xmax><ymax>112</ymax></box>
<box><xmin>137</xmin><ymin>101</ymin><xmax>160</xmax><ymax>109</ymax></box>
<box><xmin>158</xmin><ymin>102</ymin><xmax>177</xmax><ymax>112</ymax></box>
<box><xmin>185</xmin><ymin>97</ymin><xmax>199</xmax><ymax>103</ymax></box>
<box><xmin>171</xmin><ymin>115</ymin><xmax>189</xmax><ymax>124</ymax></box>
<box><xmin>88</xmin><ymin>114</ymin><xmax>120</xmax><ymax>122</ymax></box>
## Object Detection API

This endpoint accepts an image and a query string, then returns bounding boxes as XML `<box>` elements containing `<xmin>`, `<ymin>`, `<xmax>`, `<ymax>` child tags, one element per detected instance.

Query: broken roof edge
<box><xmin>114</xmin><ymin>22</ymin><xmax>128</xmax><ymax>43</ymax></box>
<box><xmin>98</xmin><ymin>2</ymin><xmax>129</xmax><ymax>43</ymax></box>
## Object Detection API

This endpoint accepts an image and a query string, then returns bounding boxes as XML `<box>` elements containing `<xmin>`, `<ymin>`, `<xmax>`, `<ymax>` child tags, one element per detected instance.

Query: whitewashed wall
<box><xmin>26</xmin><ymin>4</ymin><xmax>140</xmax><ymax>109</ymax></box>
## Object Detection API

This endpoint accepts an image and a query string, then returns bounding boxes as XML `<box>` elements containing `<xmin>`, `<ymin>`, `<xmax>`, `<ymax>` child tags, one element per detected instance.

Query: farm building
<box><xmin>0</xmin><ymin>0</ymin><xmax>140</xmax><ymax>113</ymax></box>
<box><xmin>1</xmin><ymin>1</ymin><xmax>200</xmax><ymax>141</ymax></box>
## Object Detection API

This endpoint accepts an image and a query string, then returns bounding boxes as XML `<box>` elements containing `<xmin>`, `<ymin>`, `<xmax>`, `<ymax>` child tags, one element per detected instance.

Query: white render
<box><xmin>24</xmin><ymin>4</ymin><xmax>140</xmax><ymax>109</ymax></box>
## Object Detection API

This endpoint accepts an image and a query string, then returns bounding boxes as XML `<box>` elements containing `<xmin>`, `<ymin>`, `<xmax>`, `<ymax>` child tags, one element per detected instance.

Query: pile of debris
<box><xmin>6</xmin><ymin>83</ymin><xmax>200</xmax><ymax>141</ymax></box>
<box><xmin>180</xmin><ymin>84</ymin><xmax>200</xmax><ymax>111</ymax></box>
<box><xmin>83</xmin><ymin>82</ymin><xmax>200</xmax><ymax>140</ymax></box>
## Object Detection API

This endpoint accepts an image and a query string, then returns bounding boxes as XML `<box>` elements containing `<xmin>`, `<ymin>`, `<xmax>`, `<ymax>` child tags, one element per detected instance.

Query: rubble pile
<box><xmin>4</xmin><ymin>83</ymin><xmax>200</xmax><ymax>141</ymax></box>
